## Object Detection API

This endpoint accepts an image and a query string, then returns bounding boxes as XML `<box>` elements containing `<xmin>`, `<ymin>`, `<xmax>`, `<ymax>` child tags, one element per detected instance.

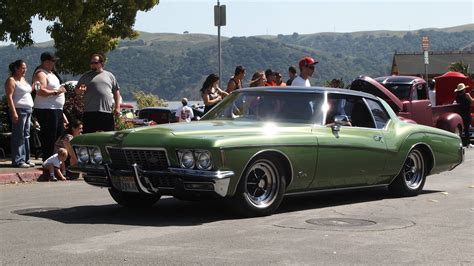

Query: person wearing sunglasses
<box><xmin>75</xmin><ymin>53</ymin><xmax>121</xmax><ymax>133</ymax></box>
<box><xmin>291</xmin><ymin>56</ymin><xmax>318</xmax><ymax>87</ymax></box>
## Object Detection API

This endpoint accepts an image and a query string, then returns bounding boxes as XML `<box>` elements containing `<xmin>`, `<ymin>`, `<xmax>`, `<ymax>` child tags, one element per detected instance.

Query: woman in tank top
<box><xmin>200</xmin><ymin>73</ymin><xmax>229</xmax><ymax>114</ymax></box>
<box><xmin>4</xmin><ymin>60</ymin><xmax>34</xmax><ymax>168</ymax></box>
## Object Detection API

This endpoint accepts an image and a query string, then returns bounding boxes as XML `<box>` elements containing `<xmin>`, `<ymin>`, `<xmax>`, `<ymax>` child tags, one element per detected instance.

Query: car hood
<box><xmin>72</xmin><ymin>120</ymin><xmax>313</xmax><ymax>148</ymax></box>
<box><xmin>351</xmin><ymin>76</ymin><xmax>403</xmax><ymax>112</ymax></box>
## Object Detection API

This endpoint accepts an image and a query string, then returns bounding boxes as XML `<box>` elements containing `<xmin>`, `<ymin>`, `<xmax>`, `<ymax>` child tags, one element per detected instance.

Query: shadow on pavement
<box><xmin>13</xmin><ymin>187</ymin><xmax>441</xmax><ymax>226</ymax></box>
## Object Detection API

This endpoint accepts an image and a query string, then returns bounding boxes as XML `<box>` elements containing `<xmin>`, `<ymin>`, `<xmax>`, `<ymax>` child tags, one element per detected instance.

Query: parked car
<box><xmin>138</xmin><ymin>105</ymin><xmax>205</xmax><ymax>124</ymax></box>
<box><xmin>351</xmin><ymin>76</ymin><xmax>465</xmax><ymax>136</ymax></box>
<box><xmin>70</xmin><ymin>87</ymin><xmax>464</xmax><ymax>217</ymax></box>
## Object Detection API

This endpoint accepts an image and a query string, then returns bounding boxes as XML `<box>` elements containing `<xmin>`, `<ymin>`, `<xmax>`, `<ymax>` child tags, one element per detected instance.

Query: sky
<box><xmin>3</xmin><ymin>0</ymin><xmax>474</xmax><ymax>44</ymax></box>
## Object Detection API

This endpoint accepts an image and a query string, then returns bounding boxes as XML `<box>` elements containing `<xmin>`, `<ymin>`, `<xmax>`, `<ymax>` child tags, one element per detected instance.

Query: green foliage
<box><xmin>0</xmin><ymin>0</ymin><xmax>160</xmax><ymax>75</ymax></box>
<box><xmin>0</xmin><ymin>96</ymin><xmax>10</xmax><ymax>133</ymax></box>
<box><xmin>62</xmin><ymin>82</ymin><xmax>83</xmax><ymax>122</ymax></box>
<box><xmin>449</xmin><ymin>61</ymin><xmax>472</xmax><ymax>77</ymax></box>
<box><xmin>133</xmin><ymin>90</ymin><xmax>167</xmax><ymax>109</ymax></box>
<box><xmin>114</xmin><ymin>116</ymin><xmax>134</xmax><ymax>131</ymax></box>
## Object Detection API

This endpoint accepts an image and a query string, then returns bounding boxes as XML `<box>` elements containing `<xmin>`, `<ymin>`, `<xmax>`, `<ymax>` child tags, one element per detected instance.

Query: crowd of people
<box><xmin>200</xmin><ymin>56</ymin><xmax>319</xmax><ymax>114</ymax></box>
<box><xmin>5</xmin><ymin>51</ymin><xmax>473</xmax><ymax>178</ymax></box>
<box><xmin>5</xmin><ymin>51</ymin><xmax>118</xmax><ymax>181</ymax></box>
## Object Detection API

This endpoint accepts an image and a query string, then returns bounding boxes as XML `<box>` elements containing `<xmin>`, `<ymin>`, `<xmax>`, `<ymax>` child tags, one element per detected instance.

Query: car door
<box><xmin>405</xmin><ymin>83</ymin><xmax>433</xmax><ymax>126</ymax></box>
<box><xmin>310</xmin><ymin>93</ymin><xmax>389</xmax><ymax>189</ymax></box>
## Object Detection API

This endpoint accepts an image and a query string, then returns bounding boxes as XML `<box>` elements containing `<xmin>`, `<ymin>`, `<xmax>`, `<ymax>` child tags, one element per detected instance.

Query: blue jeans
<box><xmin>11</xmin><ymin>108</ymin><xmax>32</xmax><ymax>166</ymax></box>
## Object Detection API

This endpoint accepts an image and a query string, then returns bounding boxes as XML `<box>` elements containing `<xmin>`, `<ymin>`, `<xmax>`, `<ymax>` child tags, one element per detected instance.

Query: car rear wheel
<box><xmin>108</xmin><ymin>187</ymin><xmax>161</xmax><ymax>208</ymax></box>
<box><xmin>233</xmin><ymin>157</ymin><xmax>286</xmax><ymax>217</ymax></box>
<box><xmin>389</xmin><ymin>148</ymin><xmax>426</xmax><ymax>196</ymax></box>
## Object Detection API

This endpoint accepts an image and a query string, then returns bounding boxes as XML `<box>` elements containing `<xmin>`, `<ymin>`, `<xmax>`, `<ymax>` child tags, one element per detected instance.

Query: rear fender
<box><xmin>436</xmin><ymin>112</ymin><xmax>463</xmax><ymax>134</ymax></box>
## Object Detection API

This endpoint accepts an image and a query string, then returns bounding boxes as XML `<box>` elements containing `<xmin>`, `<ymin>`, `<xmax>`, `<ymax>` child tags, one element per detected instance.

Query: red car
<box><xmin>351</xmin><ymin>76</ymin><xmax>465</xmax><ymax>137</ymax></box>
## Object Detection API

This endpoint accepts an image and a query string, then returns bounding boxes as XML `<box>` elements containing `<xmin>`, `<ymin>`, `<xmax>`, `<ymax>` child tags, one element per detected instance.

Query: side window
<box><xmin>412</xmin><ymin>84</ymin><xmax>428</xmax><ymax>100</ymax></box>
<box><xmin>326</xmin><ymin>94</ymin><xmax>375</xmax><ymax>128</ymax></box>
<box><xmin>365</xmin><ymin>98</ymin><xmax>390</xmax><ymax>129</ymax></box>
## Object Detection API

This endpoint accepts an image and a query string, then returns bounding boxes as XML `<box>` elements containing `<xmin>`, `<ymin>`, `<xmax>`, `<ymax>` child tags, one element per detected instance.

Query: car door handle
<box><xmin>373</xmin><ymin>135</ymin><xmax>383</xmax><ymax>142</ymax></box>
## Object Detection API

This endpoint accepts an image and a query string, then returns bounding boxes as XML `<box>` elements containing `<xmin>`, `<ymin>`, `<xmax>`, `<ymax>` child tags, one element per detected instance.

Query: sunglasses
<box><xmin>90</xmin><ymin>61</ymin><xmax>101</xmax><ymax>65</ymax></box>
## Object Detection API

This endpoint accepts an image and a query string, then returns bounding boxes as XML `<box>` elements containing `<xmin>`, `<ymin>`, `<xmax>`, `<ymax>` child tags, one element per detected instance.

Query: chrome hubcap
<box><xmin>403</xmin><ymin>150</ymin><xmax>424</xmax><ymax>189</ymax></box>
<box><xmin>245</xmin><ymin>160</ymin><xmax>279</xmax><ymax>208</ymax></box>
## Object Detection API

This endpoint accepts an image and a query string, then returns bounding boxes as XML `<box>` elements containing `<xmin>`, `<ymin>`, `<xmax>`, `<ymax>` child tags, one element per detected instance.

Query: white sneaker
<box><xmin>468</xmin><ymin>144</ymin><xmax>474</xmax><ymax>148</ymax></box>
<box><xmin>26</xmin><ymin>162</ymin><xmax>35</xmax><ymax>167</ymax></box>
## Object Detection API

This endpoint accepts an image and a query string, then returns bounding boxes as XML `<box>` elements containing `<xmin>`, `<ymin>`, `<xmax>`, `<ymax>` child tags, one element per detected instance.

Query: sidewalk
<box><xmin>0</xmin><ymin>158</ymin><xmax>44</xmax><ymax>184</ymax></box>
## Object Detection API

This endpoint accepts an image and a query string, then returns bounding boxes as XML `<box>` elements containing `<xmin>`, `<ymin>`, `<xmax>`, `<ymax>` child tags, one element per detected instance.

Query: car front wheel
<box><xmin>108</xmin><ymin>187</ymin><xmax>161</xmax><ymax>208</ymax></box>
<box><xmin>233</xmin><ymin>157</ymin><xmax>286</xmax><ymax>217</ymax></box>
<box><xmin>389</xmin><ymin>148</ymin><xmax>427</xmax><ymax>197</ymax></box>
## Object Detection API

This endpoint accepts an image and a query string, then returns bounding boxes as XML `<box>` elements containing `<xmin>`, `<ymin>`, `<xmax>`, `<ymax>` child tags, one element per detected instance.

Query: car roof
<box><xmin>374</xmin><ymin>76</ymin><xmax>425</xmax><ymax>84</ymax></box>
<box><xmin>239</xmin><ymin>86</ymin><xmax>380</xmax><ymax>101</ymax></box>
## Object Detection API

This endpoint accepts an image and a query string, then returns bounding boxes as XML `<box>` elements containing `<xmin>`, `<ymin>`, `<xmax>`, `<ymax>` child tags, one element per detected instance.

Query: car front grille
<box><xmin>107</xmin><ymin>147</ymin><xmax>169</xmax><ymax>171</ymax></box>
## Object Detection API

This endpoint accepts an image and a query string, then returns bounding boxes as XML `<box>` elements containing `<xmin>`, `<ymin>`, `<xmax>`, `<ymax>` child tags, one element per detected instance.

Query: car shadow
<box><xmin>14</xmin><ymin>187</ymin><xmax>441</xmax><ymax>226</ymax></box>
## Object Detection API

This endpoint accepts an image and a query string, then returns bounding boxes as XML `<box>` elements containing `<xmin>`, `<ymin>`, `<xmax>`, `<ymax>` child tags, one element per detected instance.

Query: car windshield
<box><xmin>382</xmin><ymin>84</ymin><xmax>411</xmax><ymax>100</ymax></box>
<box><xmin>202</xmin><ymin>90</ymin><xmax>325</xmax><ymax>124</ymax></box>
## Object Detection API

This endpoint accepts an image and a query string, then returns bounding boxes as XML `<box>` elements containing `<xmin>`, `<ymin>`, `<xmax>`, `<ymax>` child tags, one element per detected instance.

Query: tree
<box><xmin>133</xmin><ymin>90</ymin><xmax>166</xmax><ymax>109</ymax></box>
<box><xmin>449</xmin><ymin>61</ymin><xmax>471</xmax><ymax>77</ymax></box>
<box><xmin>0</xmin><ymin>0</ymin><xmax>159</xmax><ymax>75</ymax></box>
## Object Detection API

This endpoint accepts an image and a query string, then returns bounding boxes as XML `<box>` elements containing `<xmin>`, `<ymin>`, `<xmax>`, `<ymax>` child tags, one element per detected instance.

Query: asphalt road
<box><xmin>1</xmin><ymin>149</ymin><xmax>473</xmax><ymax>265</ymax></box>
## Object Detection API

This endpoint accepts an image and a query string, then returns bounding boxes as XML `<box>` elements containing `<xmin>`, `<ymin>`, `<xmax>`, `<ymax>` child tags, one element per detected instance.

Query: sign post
<box><xmin>214</xmin><ymin>1</ymin><xmax>226</xmax><ymax>89</ymax></box>
<box><xmin>422</xmin><ymin>36</ymin><xmax>430</xmax><ymax>82</ymax></box>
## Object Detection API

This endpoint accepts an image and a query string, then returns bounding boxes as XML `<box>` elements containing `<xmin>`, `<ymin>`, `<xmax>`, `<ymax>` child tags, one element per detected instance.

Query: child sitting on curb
<box><xmin>42</xmin><ymin>148</ymin><xmax>68</xmax><ymax>182</ymax></box>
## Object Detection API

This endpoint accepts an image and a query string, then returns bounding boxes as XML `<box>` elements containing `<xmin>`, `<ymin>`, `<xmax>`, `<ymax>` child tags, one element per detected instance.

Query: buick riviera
<box><xmin>71</xmin><ymin>87</ymin><xmax>464</xmax><ymax>216</ymax></box>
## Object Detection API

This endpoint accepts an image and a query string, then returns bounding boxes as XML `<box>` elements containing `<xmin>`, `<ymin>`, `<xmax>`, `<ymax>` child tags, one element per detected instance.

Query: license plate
<box><xmin>120</xmin><ymin>176</ymin><xmax>139</xmax><ymax>193</ymax></box>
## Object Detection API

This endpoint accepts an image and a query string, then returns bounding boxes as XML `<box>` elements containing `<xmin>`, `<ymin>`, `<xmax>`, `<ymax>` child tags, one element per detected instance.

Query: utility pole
<box><xmin>214</xmin><ymin>1</ymin><xmax>226</xmax><ymax>89</ymax></box>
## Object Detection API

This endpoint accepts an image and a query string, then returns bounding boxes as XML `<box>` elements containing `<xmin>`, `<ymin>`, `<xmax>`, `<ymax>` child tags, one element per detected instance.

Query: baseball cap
<box><xmin>40</xmin><ymin>52</ymin><xmax>59</xmax><ymax>62</ymax></box>
<box><xmin>298</xmin><ymin>56</ymin><xmax>318</xmax><ymax>68</ymax></box>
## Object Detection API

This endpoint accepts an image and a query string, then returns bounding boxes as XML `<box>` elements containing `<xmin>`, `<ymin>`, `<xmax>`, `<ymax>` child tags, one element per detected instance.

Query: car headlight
<box><xmin>89</xmin><ymin>147</ymin><xmax>103</xmax><ymax>165</ymax></box>
<box><xmin>195</xmin><ymin>151</ymin><xmax>212</xmax><ymax>170</ymax></box>
<box><xmin>179</xmin><ymin>150</ymin><xmax>195</xmax><ymax>169</ymax></box>
<box><xmin>76</xmin><ymin>147</ymin><xmax>90</xmax><ymax>164</ymax></box>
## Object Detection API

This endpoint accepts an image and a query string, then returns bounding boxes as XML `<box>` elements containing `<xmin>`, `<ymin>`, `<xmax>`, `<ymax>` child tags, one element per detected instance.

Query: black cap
<box><xmin>40</xmin><ymin>52</ymin><xmax>59</xmax><ymax>62</ymax></box>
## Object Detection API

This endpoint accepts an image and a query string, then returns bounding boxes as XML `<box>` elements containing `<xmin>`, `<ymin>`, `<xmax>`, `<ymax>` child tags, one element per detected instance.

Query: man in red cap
<box><xmin>292</xmin><ymin>56</ymin><xmax>318</xmax><ymax>87</ymax></box>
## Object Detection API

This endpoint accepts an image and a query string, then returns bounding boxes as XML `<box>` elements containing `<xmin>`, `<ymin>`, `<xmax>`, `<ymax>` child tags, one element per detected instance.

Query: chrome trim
<box><xmin>168</xmin><ymin>168</ymin><xmax>233</xmax><ymax>197</ymax></box>
<box><xmin>284</xmin><ymin>184</ymin><xmax>388</xmax><ymax>196</ymax></box>
<box><xmin>132</xmin><ymin>163</ymin><xmax>160</xmax><ymax>194</ymax></box>
<box><xmin>106</xmin><ymin>167</ymin><xmax>233</xmax><ymax>197</ymax></box>
<box><xmin>168</xmin><ymin>168</ymin><xmax>234</xmax><ymax>179</ymax></box>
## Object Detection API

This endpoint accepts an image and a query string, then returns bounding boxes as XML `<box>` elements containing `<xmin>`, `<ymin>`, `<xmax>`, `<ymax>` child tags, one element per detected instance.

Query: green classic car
<box><xmin>71</xmin><ymin>87</ymin><xmax>464</xmax><ymax>216</ymax></box>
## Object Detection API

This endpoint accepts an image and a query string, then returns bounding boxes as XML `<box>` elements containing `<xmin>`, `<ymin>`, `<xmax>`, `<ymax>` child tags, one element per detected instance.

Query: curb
<box><xmin>0</xmin><ymin>170</ymin><xmax>43</xmax><ymax>184</ymax></box>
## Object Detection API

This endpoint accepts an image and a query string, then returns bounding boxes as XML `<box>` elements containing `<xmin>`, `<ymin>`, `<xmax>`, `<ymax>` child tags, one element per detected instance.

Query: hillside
<box><xmin>0</xmin><ymin>24</ymin><xmax>473</xmax><ymax>100</ymax></box>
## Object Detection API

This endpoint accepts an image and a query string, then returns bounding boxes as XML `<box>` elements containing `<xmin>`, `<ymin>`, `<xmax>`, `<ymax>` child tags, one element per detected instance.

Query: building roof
<box><xmin>391</xmin><ymin>51</ymin><xmax>474</xmax><ymax>76</ymax></box>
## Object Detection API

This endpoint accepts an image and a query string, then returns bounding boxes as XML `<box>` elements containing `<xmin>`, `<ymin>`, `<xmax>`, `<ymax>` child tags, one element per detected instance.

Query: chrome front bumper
<box><xmin>76</xmin><ymin>164</ymin><xmax>234</xmax><ymax>197</ymax></box>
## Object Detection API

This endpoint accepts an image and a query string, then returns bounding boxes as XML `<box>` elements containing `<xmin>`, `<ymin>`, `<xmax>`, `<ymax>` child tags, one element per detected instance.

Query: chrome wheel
<box><xmin>389</xmin><ymin>148</ymin><xmax>427</xmax><ymax>196</ymax></box>
<box><xmin>402</xmin><ymin>149</ymin><xmax>425</xmax><ymax>190</ymax></box>
<box><xmin>244</xmin><ymin>159</ymin><xmax>280</xmax><ymax>209</ymax></box>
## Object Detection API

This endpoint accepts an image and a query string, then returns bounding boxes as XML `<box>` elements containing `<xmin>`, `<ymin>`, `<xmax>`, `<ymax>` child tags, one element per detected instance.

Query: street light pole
<box><xmin>217</xmin><ymin>1</ymin><xmax>222</xmax><ymax>89</ymax></box>
<box><xmin>214</xmin><ymin>1</ymin><xmax>226</xmax><ymax>89</ymax></box>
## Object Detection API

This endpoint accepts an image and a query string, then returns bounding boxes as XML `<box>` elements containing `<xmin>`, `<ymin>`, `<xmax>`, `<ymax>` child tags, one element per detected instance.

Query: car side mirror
<box><xmin>334</xmin><ymin>115</ymin><xmax>351</xmax><ymax>126</ymax></box>
<box><xmin>331</xmin><ymin>115</ymin><xmax>351</xmax><ymax>136</ymax></box>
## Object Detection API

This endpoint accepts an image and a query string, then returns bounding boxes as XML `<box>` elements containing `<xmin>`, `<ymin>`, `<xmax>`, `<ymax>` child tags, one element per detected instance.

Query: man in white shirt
<box><xmin>291</xmin><ymin>56</ymin><xmax>318</xmax><ymax>87</ymax></box>
<box><xmin>176</xmin><ymin>98</ymin><xmax>194</xmax><ymax>122</ymax></box>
